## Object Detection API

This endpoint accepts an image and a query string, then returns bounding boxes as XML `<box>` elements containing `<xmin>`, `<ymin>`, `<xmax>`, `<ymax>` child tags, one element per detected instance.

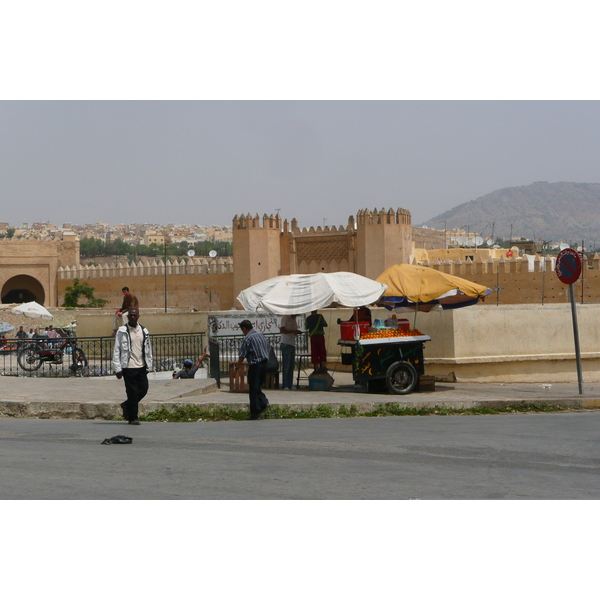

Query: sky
<box><xmin>3</xmin><ymin>100</ymin><xmax>600</xmax><ymax>230</ymax></box>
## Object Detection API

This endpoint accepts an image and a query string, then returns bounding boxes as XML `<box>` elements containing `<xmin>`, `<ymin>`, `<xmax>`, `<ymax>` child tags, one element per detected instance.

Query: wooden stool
<box><xmin>228</xmin><ymin>362</ymin><xmax>248</xmax><ymax>393</ymax></box>
<box><xmin>265</xmin><ymin>371</ymin><xmax>280</xmax><ymax>389</ymax></box>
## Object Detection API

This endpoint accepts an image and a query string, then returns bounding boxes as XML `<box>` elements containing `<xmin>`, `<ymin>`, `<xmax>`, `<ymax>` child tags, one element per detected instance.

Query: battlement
<box><xmin>356</xmin><ymin>207</ymin><xmax>412</xmax><ymax>226</ymax></box>
<box><xmin>58</xmin><ymin>256</ymin><xmax>233</xmax><ymax>280</ymax></box>
<box><xmin>232</xmin><ymin>213</ymin><xmax>282</xmax><ymax>230</ymax></box>
<box><xmin>281</xmin><ymin>215</ymin><xmax>356</xmax><ymax>235</ymax></box>
<box><xmin>0</xmin><ymin>235</ymin><xmax>76</xmax><ymax>244</ymax></box>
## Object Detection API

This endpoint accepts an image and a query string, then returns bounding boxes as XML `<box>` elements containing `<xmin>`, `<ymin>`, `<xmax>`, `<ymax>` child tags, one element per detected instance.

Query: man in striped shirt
<box><xmin>234</xmin><ymin>319</ymin><xmax>271</xmax><ymax>420</ymax></box>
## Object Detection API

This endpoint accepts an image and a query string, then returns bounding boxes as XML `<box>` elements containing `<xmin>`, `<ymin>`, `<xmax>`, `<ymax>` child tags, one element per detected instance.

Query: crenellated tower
<box><xmin>232</xmin><ymin>213</ymin><xmax>282</xmax><ymax>307</ymax></box>
<box><xmin>355</xmin><ymin>208</ymin><xmax>412</xmax><ymax>279</ymax></box>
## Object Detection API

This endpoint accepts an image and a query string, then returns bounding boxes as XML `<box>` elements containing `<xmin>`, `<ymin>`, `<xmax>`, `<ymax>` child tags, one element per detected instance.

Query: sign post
<box><xmin>555</xmin><ymin>248</ymin><xmax>583</xmax><ymax>394</ymax></box>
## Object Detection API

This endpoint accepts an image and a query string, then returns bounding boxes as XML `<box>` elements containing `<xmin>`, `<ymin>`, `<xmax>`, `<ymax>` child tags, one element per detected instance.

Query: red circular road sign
<box><xmin>555</xmin><ymin>248</ymin><xmax>582</xmax><ymax>284</ymax></box>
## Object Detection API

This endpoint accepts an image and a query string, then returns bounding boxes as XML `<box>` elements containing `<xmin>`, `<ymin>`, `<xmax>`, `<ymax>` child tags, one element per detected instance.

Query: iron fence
<box><xmin>0</xmin><ymin>332</ymin><xmax>205</xmax><ymax>378</ymax></box>
<box><xmin>208</xmin><ymin>333</ymin><xmax>309</xmax><ymax>388</ymax></box>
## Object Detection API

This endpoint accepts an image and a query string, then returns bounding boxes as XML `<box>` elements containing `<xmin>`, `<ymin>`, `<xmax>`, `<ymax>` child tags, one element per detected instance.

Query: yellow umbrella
<box><xmin>376</xmin><ymin>264</ymin><xmax>490</xmax><ymax>311</ymax></box>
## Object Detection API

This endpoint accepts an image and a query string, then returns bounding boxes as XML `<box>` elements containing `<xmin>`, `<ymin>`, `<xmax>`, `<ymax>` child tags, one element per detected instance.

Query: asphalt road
<box><xmin>1</xmin><ymin>412</ymin><xmax>599</xmax><ymax>499</ymax></box>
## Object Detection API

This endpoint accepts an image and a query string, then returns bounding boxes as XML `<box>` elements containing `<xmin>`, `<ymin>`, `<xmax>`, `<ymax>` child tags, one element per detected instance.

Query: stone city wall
<box><xmin>57</xmin><ymin>257</ymin><xmax>235</xmax><ymax>313</ymax></box>
<box><xmin>421</xmin><ymin>254</ymin><xmax>600</xmax><ymax>305</ymax></box>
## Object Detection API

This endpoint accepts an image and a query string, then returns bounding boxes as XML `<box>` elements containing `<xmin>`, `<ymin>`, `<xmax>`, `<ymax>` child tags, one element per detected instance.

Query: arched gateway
<box><xmin>1</xmin><ymin>275</ymin><xmax>46</xmax><ymax>304</ymax></box>
<box><xmin>0</xmin><ymin>234</ymin><xmax>79</xmax><ymax>307</ymax></box>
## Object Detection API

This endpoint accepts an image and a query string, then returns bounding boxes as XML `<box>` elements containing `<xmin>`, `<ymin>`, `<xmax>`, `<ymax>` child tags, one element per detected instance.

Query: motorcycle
<box><xmin>17</xmin><ymin>335</ymin><xmax>88</xmax><ymax>372</ymax></box>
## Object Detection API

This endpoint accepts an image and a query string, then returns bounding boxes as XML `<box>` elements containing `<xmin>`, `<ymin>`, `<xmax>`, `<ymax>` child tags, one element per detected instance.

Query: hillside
<box><xmin>420</xmin><ymin>182</ymin><xmax>600</xmax><ymax>243</ymax></box>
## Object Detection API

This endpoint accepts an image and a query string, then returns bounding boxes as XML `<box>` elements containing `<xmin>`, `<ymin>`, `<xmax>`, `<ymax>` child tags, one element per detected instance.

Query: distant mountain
<box><xmin>419</xmin><ymin>182</ymin><xmax>600</xmax><ymax>243</ymax></box>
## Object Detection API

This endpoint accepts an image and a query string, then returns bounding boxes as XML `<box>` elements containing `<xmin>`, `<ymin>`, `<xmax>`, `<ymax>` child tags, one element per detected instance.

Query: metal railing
<box><xmin>0</xmin><ymin>332</ymin><xmax>205</xmax><ymax>378</ymax></box>
<box><xmin>208</xmin><ymin>333</ymin><xmax>309</xmax><ymax>388</ymax></box>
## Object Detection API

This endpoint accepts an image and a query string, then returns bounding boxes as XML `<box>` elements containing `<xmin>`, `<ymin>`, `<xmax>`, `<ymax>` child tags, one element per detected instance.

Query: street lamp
<box><xmin>164</xmin><ymin>235</ymin><xmax>170</xmax><ymax>313</ymax></box>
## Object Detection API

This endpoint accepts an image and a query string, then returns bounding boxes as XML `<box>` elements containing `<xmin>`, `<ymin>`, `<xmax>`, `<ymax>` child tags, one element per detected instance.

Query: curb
<box><xmin>2</xmin><ymin>395</ymin><xmax>600</xmax><ymax>420</ymax></box>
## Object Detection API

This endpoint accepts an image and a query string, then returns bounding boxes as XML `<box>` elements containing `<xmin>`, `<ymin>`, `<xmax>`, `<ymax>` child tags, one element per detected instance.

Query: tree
<box><xmin>6</xmin><ymin>227</ymin><xmax>15</xmax><ymax>238</ymax></box>
<box><xmin>62</xmin><ymin>278</ymin><xmax>108</xmax><ymax>308</ymax></box>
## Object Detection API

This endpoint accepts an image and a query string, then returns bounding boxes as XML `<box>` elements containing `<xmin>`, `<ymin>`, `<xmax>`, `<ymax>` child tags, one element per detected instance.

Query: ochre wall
<box><xmin>57</xmin><ymin>273</ymin><xmax>234</xmax><ymax>312</ymax></box>
<box><xmin>355</xmin><ymin>209</ymin><xmax>412</xmax><ymax>280</ymax></box>
<box><xmin>423</xmin><ymin>256</ymin><xmax>598</xmax><ymax>305</ymax></box>
<box><xmin>232</xmin><ymin>214</ymin><xmax>282</xmax><ymax>305</ymax></box>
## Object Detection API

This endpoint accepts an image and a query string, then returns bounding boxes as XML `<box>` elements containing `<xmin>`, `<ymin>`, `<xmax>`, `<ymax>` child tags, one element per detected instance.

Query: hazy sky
<box><xmin>2</xmin><ymin>100</ymin><xmax>600</xmax><ymax>230</ymax></box>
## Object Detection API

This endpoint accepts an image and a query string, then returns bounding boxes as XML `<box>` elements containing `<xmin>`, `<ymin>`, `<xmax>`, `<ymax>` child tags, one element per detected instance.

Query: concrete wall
<box><xmin>74</xmin><ymin>303</ymin><xmax>600</xmax><ymax>384</ymax></box>
<box><xmin>413</xmin><ymin>303</ymin><xmax>600</xmax><ymax>383</ymax></box>
<box><xmin>76</xmin><ymin>309</ymin><xmax>209</xmax><ymax>338</ymax></box>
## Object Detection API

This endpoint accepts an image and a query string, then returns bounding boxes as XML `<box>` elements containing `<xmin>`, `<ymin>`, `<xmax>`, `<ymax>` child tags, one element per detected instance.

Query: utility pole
<box><xmin>164</xmin><ymin>235</ymin><xmax>169</xmax><ymax>313</ymax></box>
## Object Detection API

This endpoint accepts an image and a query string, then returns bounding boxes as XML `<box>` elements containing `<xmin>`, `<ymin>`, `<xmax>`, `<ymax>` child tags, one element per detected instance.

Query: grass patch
<box><xmin>138</xmin><ymin>401</ymin><xmax>582</xmax><ymax>422</ymax></box>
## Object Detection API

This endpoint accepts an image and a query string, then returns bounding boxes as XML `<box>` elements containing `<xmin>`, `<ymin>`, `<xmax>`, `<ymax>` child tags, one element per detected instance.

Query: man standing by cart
<box><xmin>305</xmin><ymin>309</ymin><xmax>328</xmax><ymax>373</ymax></box>
<box><xmin>113</xmin><ymin>307</ymin><xmax>153</xmax><ymax>425</ymax></box>
<box><xmin>234</xmin><ymin>319</ymin><xmax>271</xmax><ymax>420</ymax></box>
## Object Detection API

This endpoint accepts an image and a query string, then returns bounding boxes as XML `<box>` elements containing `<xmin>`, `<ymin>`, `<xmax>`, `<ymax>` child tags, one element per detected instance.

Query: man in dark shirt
<box><xmin>16</xmin><ymin>326</ymin><xmax>27</xmax><ymax>347</ymax></box>
<box><xmin>234</xmin><ymin>320</ymin><xmax>271</xmax><ymax>420</ymax></box>
<box><xmin>305</xmin><ymin>310</ymin><xmax>328</xmax><ymax>373</ymax></box>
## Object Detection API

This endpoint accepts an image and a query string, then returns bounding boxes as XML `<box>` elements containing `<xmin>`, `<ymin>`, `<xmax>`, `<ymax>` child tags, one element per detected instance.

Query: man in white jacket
<box><xmin>112</xmin><ymin>307</ymin><xmax>153</xmax><ymax>425</ymax></box>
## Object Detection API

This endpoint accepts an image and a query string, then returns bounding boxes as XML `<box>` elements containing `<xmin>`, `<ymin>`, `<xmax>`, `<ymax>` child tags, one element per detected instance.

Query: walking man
<box><xmin>113</xmin><ymin>286</ymin><xmax>139</xmax><ymax>335</ymax></box>
<box><xmin>279</xmin><ymin>314</ymin><xmax>301</xmax><ymax>390</ymax></box>
<box><xmin>112</xmin><ymin>307</ymin><xmax>153</xmax><ymax>425</ymax></box>
<box><xmin>234</xmin><ymin>319</ymin><xmax>271</xmax><ymax>420</ymax></box>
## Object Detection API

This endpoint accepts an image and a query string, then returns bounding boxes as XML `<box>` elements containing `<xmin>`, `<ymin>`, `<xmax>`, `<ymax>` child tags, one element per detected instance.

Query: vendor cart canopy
<box><xmin>376</xmin><ymin>264</ymin><xmax>491</xmax><ymax>311</ymax></box>
<box><xmin>237</xmin><ymin>272</ymin><xmax>388</xmax><ymax>315</ymax></box>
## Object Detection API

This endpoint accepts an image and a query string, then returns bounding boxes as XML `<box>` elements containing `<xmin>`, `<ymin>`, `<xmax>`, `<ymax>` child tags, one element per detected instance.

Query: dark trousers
<box><xmin>121</xmin><ymin>367</ymin><xmax>149</xmax><ymax>420</ymax></box>
<box><xmin>247</xmin><ymin>360</ymin><xmax>268</xmax><ymax>417</ymax></box>
<box><xmin>280</xmin><ymin>343</ymin><xmax>295</xmax><ymax>389</ymax></box>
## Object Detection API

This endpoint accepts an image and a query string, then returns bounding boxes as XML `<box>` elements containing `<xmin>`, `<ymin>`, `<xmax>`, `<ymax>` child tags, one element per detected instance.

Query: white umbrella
<box><xmin>11</xmin><ymin>301</ymin><xmax>54</xmax><ymax>320</ymax></box>
<box><xmin>237</xmin><ymin>272</ymin><xmax>388</xmax><ymax>315</ymax></box>
<box><xmin>0</xmin><ymin>322</ymin><xmax>15</xmax><ymax>334</ymax></box>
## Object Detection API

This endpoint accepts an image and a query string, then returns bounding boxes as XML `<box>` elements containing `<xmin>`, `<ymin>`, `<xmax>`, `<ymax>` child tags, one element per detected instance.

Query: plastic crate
<box><xmin>308</xmin><ymin>377</ymin><xmax>329</xmax><ymax>391</ymax></box>
<box><xmin>340</xmin><ymin>321</ymin><xmax>370</xmax><ymax>340</ymax></box>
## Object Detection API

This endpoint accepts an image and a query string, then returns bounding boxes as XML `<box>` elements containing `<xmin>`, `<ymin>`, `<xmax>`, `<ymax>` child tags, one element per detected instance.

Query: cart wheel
<box><xmin>385</xmin><ymin>361</ymin><xmax>418</xmax><ymax>395</ymax></box>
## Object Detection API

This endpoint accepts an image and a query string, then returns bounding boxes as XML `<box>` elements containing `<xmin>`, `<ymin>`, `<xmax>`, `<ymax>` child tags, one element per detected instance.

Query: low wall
<box><xmin>76</xmin><ymin>309</ymin><xmax>209</xmax><ymax>337</ymax></box>
<box><xmin>75</xmin><ymin>304</ymin><xmax>600</xmax><ymax>384</ymax></box>
<box><xmin>413</xmin><ymin>303</ymin><xmax>600</xmax><ymax>383</ymax></box>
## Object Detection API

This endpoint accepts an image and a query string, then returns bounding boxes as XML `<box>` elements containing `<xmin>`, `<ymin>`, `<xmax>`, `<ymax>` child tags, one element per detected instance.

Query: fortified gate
<box><xmin>232</xmin><ymin>208</ymin><xmax>419</xmax><ymax>301</ymax></box>
<box><xmin>0</xmin><ymin>233</ymin><xmax>79</xmax><ymax>306</ymax></box>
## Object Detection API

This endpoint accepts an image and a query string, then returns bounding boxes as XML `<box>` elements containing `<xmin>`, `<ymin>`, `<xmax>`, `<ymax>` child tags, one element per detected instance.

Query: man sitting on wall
<box><xmin>113</xmin><ymin>286</ymin><xmax>139</xmax><ymax>335</ymax></box>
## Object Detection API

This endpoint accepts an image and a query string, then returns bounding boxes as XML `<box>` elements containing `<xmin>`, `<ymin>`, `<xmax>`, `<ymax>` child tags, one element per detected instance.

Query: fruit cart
<box><xmin>338</xmin><ymin>329</ymin><xmax>431</xmax><ymax>395</ymax></box>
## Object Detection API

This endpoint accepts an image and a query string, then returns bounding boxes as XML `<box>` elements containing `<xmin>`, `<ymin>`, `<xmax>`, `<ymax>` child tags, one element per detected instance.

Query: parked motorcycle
<box><xmin>17</xmin><ymin>335</ymin><xmax>88</xmax><ymax>372</ymax></box>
